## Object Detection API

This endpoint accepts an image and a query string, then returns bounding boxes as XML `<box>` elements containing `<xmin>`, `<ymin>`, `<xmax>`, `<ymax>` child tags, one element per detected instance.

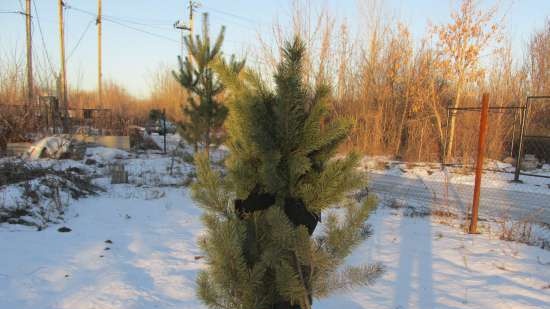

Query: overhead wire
<box><xmin>29</xmin><ymin>2</ymin><xmax>262</xmax><ymax>69</ymax></box>
<box><xmin>0</xmin><ymin>11</ymin><xmax>26</xmax><ymax>15</ymax></box>
<box><xmin>100</xmin><ymin>13</ymin><xmax>173</xmax><ymax>30</ymax></box>
<box><xmin>65</xmin><ymin>4</ymin><xmax>179</xmax><ymax>44</ymax></box>
<box><xmin>203</xmin><ymin>11</ymin><xmax>256</xmax><ymax>32</ymax></box>
<box><xmin>32</xmin><ymin>0</ymin><xmax>57</xmax><ymax>77</ymax></box>
<box><xmin>101</xmin><ymin>17</ymin><xmax>179</xmax><ymax>43</ymax></box>
<box><xmin>67</xmin><ymin>19</ymin><xmax>94</xmax><ymax>61</ymax></box>
<box><xmin>201</xmin><ymin>5</ymin><xmax>259</xmax><ymax>25</ymax></box>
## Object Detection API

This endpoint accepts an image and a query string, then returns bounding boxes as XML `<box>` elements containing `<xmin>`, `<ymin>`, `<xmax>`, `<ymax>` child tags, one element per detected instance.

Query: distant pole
<box><xmin>174</xmin><ymin>1</ymin><xmax>198</xmax><ymax>58</ymax></box>
<box><xmin>513</xmin><ymin>99</ymin><xmax>528</xmax><ymax>182</ymax></box>
<box><xmin>469</xmin><ymin>93</ymin><xmax>490</xmax><ymax>234</ymax></box>
<box><xmin>58</xmin><ymin>0</ymin><xmax>67</xmax><ymax>111</ymax></box>
<box><xmin>163</xmin><ymin>108</ymin><xmax>167</xmax><ymax>154</ymax></box>
<box><xmin>189</xmin><ymin>0</ymin><xmax>195</xmax><ymax>38</ymax></box>
<box><xmin>97</xmin><ymin>0</ymin><xmax>102</xmax><ymax>108</ymax></box>
<box><xmin>25</xmin><ymin>0</ymin><xmax>33</xmax><ymax>107</ymax></box>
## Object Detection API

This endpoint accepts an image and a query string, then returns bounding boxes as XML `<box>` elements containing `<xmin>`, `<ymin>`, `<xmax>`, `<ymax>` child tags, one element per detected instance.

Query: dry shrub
<box><xmin>496</xmin><ymin>209</ymin><xmax>550</xmax><ymax>250</ymax></box>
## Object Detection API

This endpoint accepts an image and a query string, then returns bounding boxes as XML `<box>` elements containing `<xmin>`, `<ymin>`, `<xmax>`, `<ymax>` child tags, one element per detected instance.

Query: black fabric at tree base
<box><xmin>234</xmin><ymin>187</ymin><xmax>318</xmax><ymax>309</ymax></box>
<box><xmin>234</xmin><ymin>187</ymin><xmax>319</xmax><ymax>235</ymax></box>
<box><xmin>283</xmin><ymin>197</ymin><xmax>319</xmax><ymax>235</ymax></box>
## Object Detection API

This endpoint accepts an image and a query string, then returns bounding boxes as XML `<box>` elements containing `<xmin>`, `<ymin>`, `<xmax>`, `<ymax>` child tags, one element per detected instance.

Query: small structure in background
<box><xmin>72</xmin><ymin>135</ymin><xmax>130</xmax><ymax>151</ymax></box>
<box><xmin>110</xmin><ymin>163</ymin><xmax>128</xmax><ymax>184</ymax></box>
<box><xmin>38</xmin><ymin>96</ymin><xmax>67</xmax><ymax>134</ymax></box>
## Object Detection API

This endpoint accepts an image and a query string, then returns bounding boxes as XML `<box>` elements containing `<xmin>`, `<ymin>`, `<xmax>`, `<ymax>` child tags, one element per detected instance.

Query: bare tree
<box><xmin>432</xmin><ymin>0</ymin><xmax>502</xmax><ymax>161</ymax></box>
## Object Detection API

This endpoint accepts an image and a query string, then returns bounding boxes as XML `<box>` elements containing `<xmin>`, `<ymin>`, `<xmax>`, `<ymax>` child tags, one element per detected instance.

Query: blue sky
<box><xmin>1</xmin><ymin>0</ymin><xmax>548</xmax><ymax>98</ymax></box>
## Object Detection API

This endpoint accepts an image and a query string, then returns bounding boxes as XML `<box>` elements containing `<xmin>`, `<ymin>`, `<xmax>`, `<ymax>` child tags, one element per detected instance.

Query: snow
<box><xmin>360</xmin><ymin>156</ymin><xmax>550</xmax><ymax>195</ymax></box>
<box><xmin>319</xmin><ymin>206</ymin><xmax>550</xmax><ymax>309</ymax></box>
<box><xmin>85</xmin><ymin>147</ymin><xmax>131</xmax><ymax>162</ymax></box>
<box><xmin>150</xmin><ymin>133</ymin><xmax>183</xmax><ymax>153</ymax></box>
<box><xmin>0</xmin><ymin>188</ymin><xmax>205</xmax><ymax>309</ymax></box>
<box><xmin>1</xmin><ymin>183</ymin><xmax>549</xmax><ymax>308</ymax></box>
<box><xmin>1</xmin><ymin>147</ymin><xmax>549</xmax><ymax>308</ymax></box>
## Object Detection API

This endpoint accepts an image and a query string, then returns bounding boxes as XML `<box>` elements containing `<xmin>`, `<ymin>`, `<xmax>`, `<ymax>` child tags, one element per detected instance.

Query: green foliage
<box><xmin>173</xmin><ymin>13</ymin><xmax>245</xmax><ymax>155</ymax></box>
<box><xmin>191</xmin><ymin>36</ymin><xmax>382</xmax><ymax>309</ymax></box>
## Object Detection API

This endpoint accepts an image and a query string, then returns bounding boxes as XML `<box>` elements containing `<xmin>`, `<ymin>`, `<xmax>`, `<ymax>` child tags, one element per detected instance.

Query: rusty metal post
<box><xmin>469</xmin><ymin>93</ymin><xmax>490</xmax><ymax>234</ymax></box>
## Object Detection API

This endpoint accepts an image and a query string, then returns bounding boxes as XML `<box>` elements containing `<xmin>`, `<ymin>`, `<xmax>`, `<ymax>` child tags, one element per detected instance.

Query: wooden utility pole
<box><xmin>188</xmin><ymin>1</ymin><xmax>200</xmax><ymax>59</ymax></box>
<box><xmin>469</xmin><ymin>93</ymin><xmax>490</xmax><ymax>234</ymax></box>
<box><xmin>97</xmin><ymin>0</ymin><xmax>102</xmax><ymax>108</ymax></box>
<box><xmin>188</xmin><ymin>0</ymin><xmax>195</xmax><ymax>37</ymax></box>
<box><xmin>58</xmin><ymin>0</ymin><xmax>67</xmax><ymax>110</ymax></box>
<box><xmin>25</xmin><ymin>0</ymin><xmax>33</xmax><ymax>106</ymax></box>
<box><xmin>174</xmin><ymin>1</ymin><xmax>198</xmax><ymax>58</ymax></box>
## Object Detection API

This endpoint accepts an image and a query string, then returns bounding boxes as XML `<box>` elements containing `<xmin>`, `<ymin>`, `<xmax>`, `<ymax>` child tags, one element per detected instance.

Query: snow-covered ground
<box><xmin>1</xmin><ymin>145</ymin><xmax>549</xmax><ymax>308</ymax></box>
<box><xmin>1</xmin><ymin>168</ymin><xmax>549</xmax><ymax>308</ymax></box>
<box><xmin>361</xmin><ymin>156</ymin><xmax>550</xmax><ymax>225</ymax></box>
<box><xmin>360</xmin><ymin>156</ymin><xmax>550</xmax><ymax>194</ymax></box>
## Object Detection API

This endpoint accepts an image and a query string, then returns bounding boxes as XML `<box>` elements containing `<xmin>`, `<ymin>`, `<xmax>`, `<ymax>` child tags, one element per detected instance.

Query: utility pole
<box><xmin>188</xmin><ymin>0</ymin><xmax>196</xmax><ymax>39</ymax></box>
<box><xmin>25</xmin><ymin>0</ymin><xmax>33</xmax><ymax>107</ymax></box>
<box><xmin>174</xmin><ymin>1</ymin><xmax>199</xmax><ymax>58</ymax></box>
<box><xmin>58</xmin><ymin>0</ymin><xmax>67</xmax><ymax>111</ymax></box>
<box><xmin>97</xmin><ymin>0</ymin><xmax>102</xmax><ymax>108</ymax></box>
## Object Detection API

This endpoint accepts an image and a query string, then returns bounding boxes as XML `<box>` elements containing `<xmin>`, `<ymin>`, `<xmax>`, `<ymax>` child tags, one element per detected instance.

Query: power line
<box><xmin>201</xmin><ymin>5</ymin><xmax>258</xmax><ymax>25</ymax></box>
<box><xmin>32</xmin><ymin>0</ymin><xmax>57</xmax><ymax>77</ymax></box>
<box><xmin>104</xmin><ymin>16</ymin><xmax>179</xmax><ymax>43</ymax></box>
<box><xmin>203</xmin><ymin>11</ymin><xmax>256</xmax><ymax>32</ymax></box>
<box><xmin>65</xmin><ymin>4</ymin><xmax>179</xmax><ymax>44</ymax></box>
<box><xmin>67</xmin><ymin>19</ymin><xmax>94</xmax><ymax>61</ymax></box>
<box><xmin>101</xmin><ymin>13</ymin><xmax>173</xmax><ymax>30</ymax></box>
<box><xmin>0</xmin><ymin>10</ymin><xmax>26</xmax><ymax>15</ymax></box>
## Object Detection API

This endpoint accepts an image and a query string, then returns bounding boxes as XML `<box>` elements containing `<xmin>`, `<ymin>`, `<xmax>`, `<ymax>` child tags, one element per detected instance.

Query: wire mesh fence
<box><xmin>441</xmin><ymin>97</ymin><xmax>548</xmax><ymax>224</ymax></box>
<box><xmin>514</xmin><ymin>96</ymin><xmax>550</xmax><ymax>181</ymax></box>
<box><xmin>367</xmin><ymin>95</ymin><xmax>550</xmax><ymax>228</ymax></box>
<box><xmin>444</xmin><ymin>104</ymin><xmax>523</xmax><ymax>173</ymax></box>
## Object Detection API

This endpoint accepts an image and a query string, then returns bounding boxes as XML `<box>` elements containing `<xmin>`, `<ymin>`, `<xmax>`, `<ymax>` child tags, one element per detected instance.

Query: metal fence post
<box><xmin>469</xmin><ymin>93</ymin><xmax>489</xmax><ymax>234</ymax></box>
<box><xmin>162</xmin><ymin>108</ymin><xmax>167</xmax><ymax>154</ymax></box>
<box><xmin>443</xmin><ymin>107</ymin><xmax>450</xmax><ymax>167</ymax></box>
<box><xmin>513</xmin><ymin>99</ymin><xmax>528</xmax><ymax>183</ymax></box>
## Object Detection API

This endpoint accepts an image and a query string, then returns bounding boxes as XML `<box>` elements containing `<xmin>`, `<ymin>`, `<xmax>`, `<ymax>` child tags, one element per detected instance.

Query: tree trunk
<box><xmin>204</xmin><ymin>125</ymin><xmax>211</xmax><ymax>158</ymax></box>
<box><xmin>446</xmin><ymin>86</ymin><xmax>463</xmax><ymax>162</ymax></box>
<box><xmin>394</xmin><ymin>90</ymin><xmax>411</xmax><ymax>157</ymax></box>
<box><xmin>428</xmin><ymin>83</ymin><xmax>445</xmax><ymax>161</ymax></box>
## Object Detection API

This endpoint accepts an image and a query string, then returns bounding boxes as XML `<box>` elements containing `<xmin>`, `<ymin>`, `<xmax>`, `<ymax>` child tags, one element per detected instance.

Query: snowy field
<box><xmin>1</xmin><ymin>143</ymin><xmax>549</xmax><ymax>309</ymax></box>
<box><xmin>360</xmin><ymin>156</ymin><xmax>550</xmax><ymax>195</ymax></box>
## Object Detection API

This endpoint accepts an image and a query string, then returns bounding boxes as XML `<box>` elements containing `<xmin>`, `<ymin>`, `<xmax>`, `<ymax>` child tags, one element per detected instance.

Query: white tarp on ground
<box><xmin>27</xmin><ymin>136</ymin><xmax>72</xmax><ymax>160</ymax></box>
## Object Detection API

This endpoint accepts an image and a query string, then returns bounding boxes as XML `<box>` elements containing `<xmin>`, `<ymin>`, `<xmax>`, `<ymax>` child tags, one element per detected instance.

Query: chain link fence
<box><xmin>368</xmin><ymin>95</ymin><xmax>550</xmax><ymax>227</ymax></box>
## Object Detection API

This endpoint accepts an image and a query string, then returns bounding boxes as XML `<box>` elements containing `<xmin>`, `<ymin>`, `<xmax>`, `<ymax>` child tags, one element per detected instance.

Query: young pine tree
<box><xmin>173</xmin><ymin>13</ymin><xmax>244</xmax><ymax>156</ymax></box>
<box><xmin>191</xmin><ymin>37</ymin><xmax>383</xmax><ymax>309</ymax></box>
